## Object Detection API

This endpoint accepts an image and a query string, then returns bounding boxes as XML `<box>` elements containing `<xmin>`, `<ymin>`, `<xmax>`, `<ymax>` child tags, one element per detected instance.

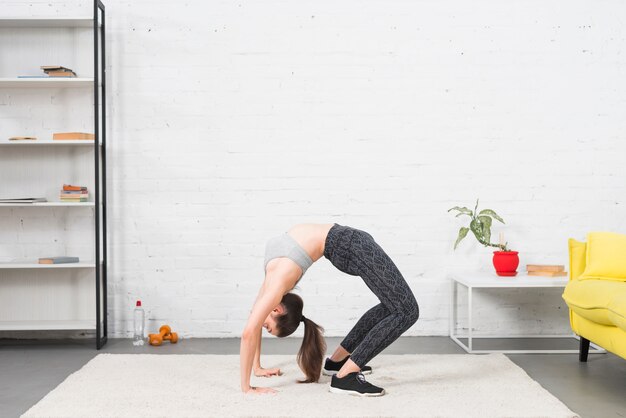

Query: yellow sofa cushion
<box><xmin>570</xmin><ymin>313</ymin><xmax>626</xmax><ymax>360</ymax></box>
<box><xmin>608</xmin><ymin>293</ymin><xmax>626</xmax><ymax>332</ymax></box>
<box><xmin>568</xmin><ymin>238</ymin><xmax>587</xmax><ymax>280</ymax></box>
<box><xmin>580</xmin><ymin>232</ymin><xmax>626</xmax><ymax>282</ymax></box>
<box><xmin>562</xmin><ymin>279</ymin><xmax>625</xmax><ymax>326</ymax></box>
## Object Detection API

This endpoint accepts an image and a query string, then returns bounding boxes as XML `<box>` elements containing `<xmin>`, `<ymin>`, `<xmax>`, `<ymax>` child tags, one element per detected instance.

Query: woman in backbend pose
<box><xmin>240</xmin><ymin>223</ymin><xmax>419</xmax><ymax>397</ymax></box>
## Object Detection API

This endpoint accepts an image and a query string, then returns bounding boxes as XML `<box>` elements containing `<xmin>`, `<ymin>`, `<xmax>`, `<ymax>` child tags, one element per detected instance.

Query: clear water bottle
<box><xmin>133</xmin><ymin>300</ymin><xmax>145</xmax><ymax>346</ymax></box>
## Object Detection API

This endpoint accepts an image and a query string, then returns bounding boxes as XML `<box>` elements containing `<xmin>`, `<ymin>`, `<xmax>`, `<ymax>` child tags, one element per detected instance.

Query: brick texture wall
<box><xmin>2</xmin><ymin>0</ymin><xmax>625</xmax><ymax>338</ymax></box>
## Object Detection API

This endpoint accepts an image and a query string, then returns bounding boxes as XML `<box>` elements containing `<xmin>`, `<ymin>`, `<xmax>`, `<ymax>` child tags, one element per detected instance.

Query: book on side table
<box><xmin>526</xmin><ymin>264</ymin><xmax>567</xmax><ymax>277</ymax></box>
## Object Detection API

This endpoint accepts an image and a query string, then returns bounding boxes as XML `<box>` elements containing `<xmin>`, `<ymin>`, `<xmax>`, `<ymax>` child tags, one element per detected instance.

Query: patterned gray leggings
<box><xmin>323</xmin><ymin>224</ymin><xmax>419</xmax><ymax>368</ymax></box>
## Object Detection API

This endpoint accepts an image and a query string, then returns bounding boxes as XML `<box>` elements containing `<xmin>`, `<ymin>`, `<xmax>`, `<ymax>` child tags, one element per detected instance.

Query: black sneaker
<box><xmin>329</xmin><ymin>372</ymin><xmax>385</xmax><ymax>397</ymax></box>
<box><xmin>322</xmin><ymin>357</ymin><xmax>372</xmax><ymax>376</ymax></box>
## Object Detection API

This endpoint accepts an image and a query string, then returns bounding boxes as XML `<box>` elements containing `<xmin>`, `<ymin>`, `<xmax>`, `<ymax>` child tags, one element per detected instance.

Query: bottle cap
<box><xmin>136</xmin><ymin>300</ymin><xmax>141</xmax><ymax>307</ymax></box>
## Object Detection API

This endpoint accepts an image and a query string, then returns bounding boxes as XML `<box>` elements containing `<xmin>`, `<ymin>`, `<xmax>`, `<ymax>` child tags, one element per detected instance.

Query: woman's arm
<box><xmin>253</xmin><ymin>328</ymin><xmax>281</xmax><ymax>377</ymax></box>
<box><xmin>253</xmin><ymin>328</ymin><xmax>262</xmax><ymax>371</ymax></box>
<box><xmin>249</xmin><ymin>281</ymin><xmax>268</xmax><ymax>374</ymax></box>
<box><xmin>240</xmin><ymin>279</ymin><xmax>286</xmax><ymax>393</ymax></box>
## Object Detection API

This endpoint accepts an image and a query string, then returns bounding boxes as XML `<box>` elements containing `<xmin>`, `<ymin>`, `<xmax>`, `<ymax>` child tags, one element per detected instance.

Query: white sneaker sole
<box><xmin>322</xmin><ymin>368</ymin><xmax>372</xmax><ymax>376</ymax></box>
<box><xmin>329</xmin><ymin>386</ymin><xmax>385</xmax><ymax>397</ymax></box>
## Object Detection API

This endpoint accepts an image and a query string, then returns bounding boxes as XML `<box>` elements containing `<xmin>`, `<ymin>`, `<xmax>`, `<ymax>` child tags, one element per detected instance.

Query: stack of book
<box><xmin>60</xmin><ymin>184</ymin><xmax>88</xmax><ymax>202</ymax></box>
<box><xmin>526</xmin><ymin>264</ymin><xmax>567</xmax><ymax>277</ymax></box>
<box><xmin>40</xmin><ymin>65</ymin><xmax>77</xmax><ymax>77</ymax></box>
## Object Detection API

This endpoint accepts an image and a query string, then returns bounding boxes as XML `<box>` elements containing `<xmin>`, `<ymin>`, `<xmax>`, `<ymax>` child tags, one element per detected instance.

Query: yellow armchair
<box><xmin>562</xmin><ymin>233</ymin><xmax>626</xmax><ymax>362</ymax></box>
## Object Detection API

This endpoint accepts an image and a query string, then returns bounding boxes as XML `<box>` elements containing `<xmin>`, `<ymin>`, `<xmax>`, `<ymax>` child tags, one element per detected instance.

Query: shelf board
<box><xmin>0</xmin><ymin>202</ymin><xmax>95</xmax><ymax>207</ymax></box>
<box><xmin>0</xmin><ymin>320</ymin><xmax>96</xmax><ymax>331</ymax></box>
<box><xmin>0</xmin><ymin>78</ymin><xmax>95</xmax><ymax>88</ymax></box>
<box><xmin>0</xmin><ymin>262</ymin><xmax>96</xmax><ymax>269</ymax></box>
<box><xmin>0</xmin><ymin>140</ymin><xmax>100</xmax><ymax>146</ymax></box>
<box><xmin>0</xmin><ymin>17</ymin><xmax>99</xmax><ymax>28</ymax></box>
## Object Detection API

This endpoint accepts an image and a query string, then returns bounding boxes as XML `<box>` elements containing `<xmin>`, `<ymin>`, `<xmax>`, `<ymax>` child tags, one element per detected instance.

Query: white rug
<box><xmin>22</xmin><ymin>354</ymin><xmax>578</xmax><ymax>418</ymax></box>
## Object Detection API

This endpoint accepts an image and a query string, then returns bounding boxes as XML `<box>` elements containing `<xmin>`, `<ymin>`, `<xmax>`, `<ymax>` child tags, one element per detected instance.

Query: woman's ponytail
<box><xmin>297</xmin><ymin>317</ymin><xmax>326</xmax><ymax>383</ymax></box>
<box><xmin>276</xmin><ymin>293</ymin><xmax>327</xmax><ymax>383</ymax></box>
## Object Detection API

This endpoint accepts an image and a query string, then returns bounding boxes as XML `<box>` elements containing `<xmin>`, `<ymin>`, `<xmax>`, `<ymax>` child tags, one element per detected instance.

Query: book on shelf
<box><xmin>53</xmin><ymin>132</ymin><xmax>95</xmax><ymax>141</ymax></box>
<box><xmin>60</xmin><ymin>197</ymin><xmax>88</xmax><ymax>201</ymax></box>
<box><xmin>18</xmin><ymin>74</ymin><xmax>76</xmax><ymax>78</ymax></box>
<box><xmin>41</xmin><ymin>65</ymin><xmax>73</xmax><ymax>72</ymax></box>
<box><xmin>527</xmin><ymin>271</ymin><xmax>568</xmax><ymax>277</ymax></box>
<box><xmin>46</xmin><ymin>70</ymin><xmax>77</xmax><ymax>77</ymax></box>
<box><xmin>526</xmin><ymin>264</ymin><xmax>565</xmax><ymax>272</ymax></box>
<box><xmin>60</xmin><ymin>194</ymin><xmax>89</xmax><ymax>198</ymax></box>
<box><xmin>63</xmin><ymin>184</ymin><xmax>88</xmax><ymax>192</ymax></box>
<box><xmin>60</xmin><ymin>185</ymin><xmax>89</xmax><ymax>202</ymax></box>
<box><xmin>17</xmin><ymin>66</ymin><xmax>78</xmax><ymax>79</ymax></box>
<box><xmin>0</xmin><ymin>197</ymin><xmax>47</xmax><ymax>204</ymax></box>
<box><xmin>8</xmin><ymin>136</ymin><xmax>37</xmax><ymax>141</ymax></box>
<box><xmin>38</xmin><ymin>256</ymin><xmax>80</xmax><ymax>265</ymax></box>
<box><xmin>41</xmin><ymin>66</ymin><xmax>77</xmax><ymax>77</ymax></box>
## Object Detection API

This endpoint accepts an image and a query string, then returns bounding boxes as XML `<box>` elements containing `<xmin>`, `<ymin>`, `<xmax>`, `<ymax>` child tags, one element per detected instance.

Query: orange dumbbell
<box><xmin>148</xmin><ymin>325</ymin><xmax>179</xmax><ymax>346</ymax></box>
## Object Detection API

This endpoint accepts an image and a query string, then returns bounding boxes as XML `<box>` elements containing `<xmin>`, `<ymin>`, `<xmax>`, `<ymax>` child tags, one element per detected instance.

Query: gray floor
<box><xmin>1</xmin><ymin>337</ymin><xmax>625</xmax><ymax>418</ymax></box>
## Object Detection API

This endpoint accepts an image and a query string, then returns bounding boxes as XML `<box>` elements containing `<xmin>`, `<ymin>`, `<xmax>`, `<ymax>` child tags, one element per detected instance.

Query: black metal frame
<box><xmin>94</xmin><ymin>0</ymin><xmax>108</xmax><ymax>350</ymax></box>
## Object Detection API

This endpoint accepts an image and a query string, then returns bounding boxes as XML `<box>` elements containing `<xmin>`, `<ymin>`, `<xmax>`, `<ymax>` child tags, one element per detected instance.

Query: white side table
<box><xmin>449</xmin><ymin>272</ymin><xmax>606</xmax><ymax>354</ymax></box>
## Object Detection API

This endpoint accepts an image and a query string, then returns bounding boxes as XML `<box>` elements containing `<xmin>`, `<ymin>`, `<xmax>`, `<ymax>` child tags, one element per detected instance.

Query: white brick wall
<box><xmin>2</xmin><ymin>0</ymin><xmax>626</xmax><ymax>338</ymax></box>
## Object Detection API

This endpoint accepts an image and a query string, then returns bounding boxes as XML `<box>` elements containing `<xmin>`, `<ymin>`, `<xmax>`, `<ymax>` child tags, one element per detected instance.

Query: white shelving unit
<box><xmin>0</xmin><ymin>17</ymin><xmax>99</xmax><ymax>28</ymax></box>
<box><xmin>0</xmin><ymin>321</ymin><xmax>96</xmax><ymax>331</ymax></box>
<box><xmin>0</xmin><ymin>263</ymin><xmax>97</xmax><ymax>269</ymax></box>
<box><xmin>0</xmin><ymin>3</ymin><xmax>108</xmax><ymax>348</ymax></box>
<box><xmin>0</xmin><ymin>78</ymin><xmax>95</xmax><ymax>87</ymax></box>
<box><xmin>0</xmin><ymin>140</ymin><xmax>99</xmax><ymax>146</ymax></box>
<box><xmin>0</xmin><ymin>202</ymin><xmax>96</xmax><ymax>207</ymax></box>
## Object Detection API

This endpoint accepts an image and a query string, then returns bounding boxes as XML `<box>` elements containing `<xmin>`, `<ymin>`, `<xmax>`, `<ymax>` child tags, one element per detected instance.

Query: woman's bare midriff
<box><xmin>287</xmin><ymin>223</ymin><xmax>334</xmax><ymax>262</ymax></box>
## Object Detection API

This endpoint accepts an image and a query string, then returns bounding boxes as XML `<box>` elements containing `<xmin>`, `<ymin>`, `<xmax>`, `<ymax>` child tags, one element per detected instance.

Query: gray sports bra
<box><xmin>264</xmin><ymin>233</ymin><xmax>314</xmax><ymax>280</ymax></box>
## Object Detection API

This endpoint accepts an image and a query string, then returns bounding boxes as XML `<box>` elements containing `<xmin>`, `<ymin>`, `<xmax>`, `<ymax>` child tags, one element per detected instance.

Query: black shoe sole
<box><xmin>329</xmin><ymin>386</ymin><xmax>385</xmax><ymax>397</ymax></box>
<box><xmin>322</xmin><ymin>368</ymin><xmax>372</xmax><ymax>376</ymax></box>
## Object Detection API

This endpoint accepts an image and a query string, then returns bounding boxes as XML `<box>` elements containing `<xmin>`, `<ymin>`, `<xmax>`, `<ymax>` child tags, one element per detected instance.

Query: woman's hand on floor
<box><xmin>246</xmin><ymin>386</ymin><xmax>278</xmax><ymax>395</ymax></box>
<box><xmin>254</xmin><ymin>367</ymin><xmax>282</xmax><ymax>377</ymax></box>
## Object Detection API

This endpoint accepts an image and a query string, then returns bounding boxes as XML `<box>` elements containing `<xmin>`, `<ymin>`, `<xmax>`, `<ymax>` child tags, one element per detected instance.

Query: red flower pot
<box><xmin>492</xmin><ymin>251</ymin><xmax>519</xmax><ymax>276</ymax></box>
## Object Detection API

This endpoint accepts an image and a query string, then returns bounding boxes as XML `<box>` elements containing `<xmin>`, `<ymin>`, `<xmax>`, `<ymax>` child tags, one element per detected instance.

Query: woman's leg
<box><xmin>340</xmin><ymin>229</ymin><xmax>419</xmax><ymax>371</ymax></box>
<box><xmin>332</xmin><ymin>303</ymin><xmax>389</xmax><ymax>360</ymax></box>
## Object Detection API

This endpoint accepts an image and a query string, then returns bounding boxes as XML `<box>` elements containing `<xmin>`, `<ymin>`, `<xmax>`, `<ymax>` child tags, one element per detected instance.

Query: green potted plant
<box><xmin>448</xmin><ymin>199</ymin><xmax>519</xmax><ymax>276</ymax></box>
